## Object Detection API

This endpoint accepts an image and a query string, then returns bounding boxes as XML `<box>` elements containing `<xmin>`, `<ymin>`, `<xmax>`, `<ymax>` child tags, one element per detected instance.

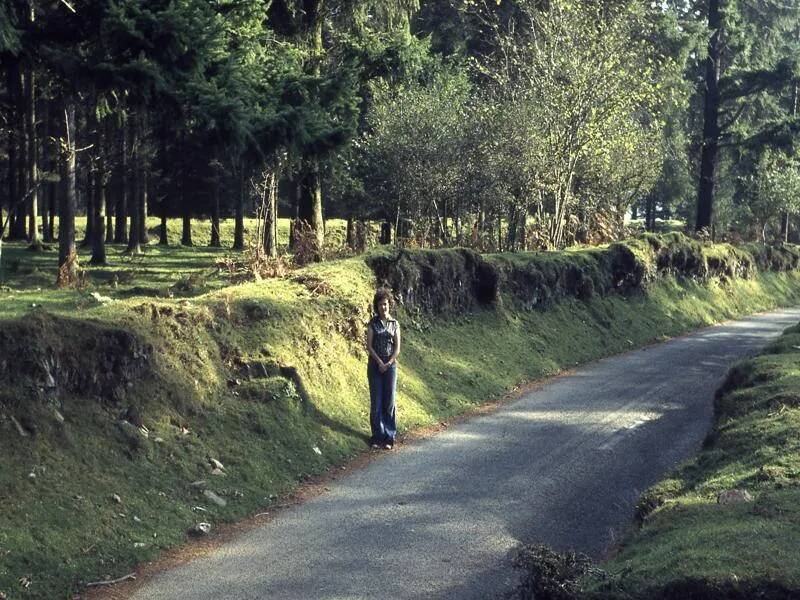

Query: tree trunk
<box><xmin>3</xmin><ymin>124</ymin><xmax>15</xmax><ymax>240</ymax></box>
<box><xmin>90</xmin><ymin>164</ymin><xmax>107</xmax><ymax>265</ymax></box>
<box><xmin>40</xmin><ymin>102</ymin><xmax>51</xmax><ymax>243</ymax></box>
<box><xmin>24</xmin><ymin>65</ymin><xmax>39</xmax><ymax>247</ymax></box>
<box><xmin>210</xmin><ymin>174</ymin><xmax>221</xmax><ymax>247</ymax></box>
<box><xmin>126</xmin><ymin>117</ymin><xmax>142</xmax><ymax>254</ymax></box>
<box><xmin>138</xmin><ymin>168</ymin><xmax>148</xmax><ymax>245</ymax></box>
<box><xmin>297</xmin><ymin>162</ymin><xmax>324</xmax><ymax>257</ymax></box>
<box><xmin>114</xmin><ymin>122</ymin><xmax>128</xmax><ymax>244</ymax></box>
<box><xmin>233</xmin><ymin>164</ymin><xmax>245</xmax><ymax>250</ymax></box>
<box><xmin>48</xmin><ymin>181</ymin><xmax>56</xmax><ymax>241</ymax></box>
<box><xmin>695</xmin><ymin>0</ymin><xmax>722</xmax><ymax>232</ymax></box>
<box><xmin>159</xmin><ymin>212</ymin><xmax>168</xmax><ymax>245</ymax></box>
<box><xmin>506</xmin><ymin>203</ymin><xmax>518</xmax><ymax>251</ymax></box>
<box><xmin>8</xmin><ymin>59</ymin><xmax>26</xmax><ymax>241</ymax></box>
<box><xmin>83</xmin><ymin>167</ymin><xmax>95</xmax><ymax>247</ymax></box>
<box><xmin>263</xmin><ymin>170</ymin><xmax>278</xmax><ymax>258</ymax></box>
<box><xmin>105</xmin><ymin>202</ymin><xmax>114</xmax><ymax>243</ymax></box>
<box><xmin>295</xmin><ymin>3</ymin><xmax>326</xmax><ymax>255</ymax></box>
<box><xmin>181</xmin><ymin>210</ymin><xmax>193</xmax><ymax>246</ymax></box>
<box><xmin>645</xmin><ymin>195</ymin><xmax>656</xmax><ymax>232</ymax></box>
<box><xmin>497</xmin><ymin>213</ymin><xmax>503</xmax><ymax>252</ymax></box>
<box><xmin>90</xmin><ymin>124</ymin><xmax>107</xmax><ymax>265</ymax></box>
<box><xmin>57</xmin><ymin>100</ymin><xmax>78</xmax><ymax>286</ymax></box>
<box><xmin>346</xmin><ymin>216</ymin><xmax>355</xmax><ymax>249</ymax></box>
<box><xmin>780</xmin><ymin>212</ymin><xmax>790</xmax><ymax>243</ymax></box>
<box><xmin>138</xmin><ymin>167</ymin><xmax>148</xmax><ymax>244</ymax></box>
<box><xmin>380</xmin><ymin>220</ymin><xmax>393</xmax><ymax>245</ymax></box>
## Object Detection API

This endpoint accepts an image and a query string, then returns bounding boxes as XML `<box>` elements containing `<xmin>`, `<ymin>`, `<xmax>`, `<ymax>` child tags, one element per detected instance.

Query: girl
<box><xmin>366</xmin><ymin>288</ymin><xmax>401</xmax><ymax>449</ymax></box>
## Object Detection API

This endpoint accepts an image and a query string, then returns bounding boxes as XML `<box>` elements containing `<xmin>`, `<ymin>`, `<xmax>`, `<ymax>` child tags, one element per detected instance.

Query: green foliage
<box><xmin>734</xmin><ymin>149</ymin><xmax>800</xmax><ymax>241</ymax></box>
<box><xmin>360</xmin><ymin>67</ymin><xmax>472</xmax><ymax>228</ymax></box>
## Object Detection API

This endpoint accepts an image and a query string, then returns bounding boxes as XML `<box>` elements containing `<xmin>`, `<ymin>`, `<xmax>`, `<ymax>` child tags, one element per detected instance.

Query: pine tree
<box><xmin>695</xmin><ymin>0</ymin><xmax>800</xmax><ymax>232</ymax></box>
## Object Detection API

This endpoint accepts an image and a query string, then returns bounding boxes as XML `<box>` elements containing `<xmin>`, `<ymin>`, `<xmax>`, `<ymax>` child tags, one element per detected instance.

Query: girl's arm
<box><xmin>366</xmin><ymin>325</ymin><xmax>385</xmax><ymax>367</ymax></box>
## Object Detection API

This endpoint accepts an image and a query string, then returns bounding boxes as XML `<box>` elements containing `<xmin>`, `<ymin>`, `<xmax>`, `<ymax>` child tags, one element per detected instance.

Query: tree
<box><xmin>694</xmin><ymin>0</ymin><xmax>800</xmax><ymax>232</ymax></box>
<box><xmin>473</xmin><ymin>0</ymin><xmax>672</xmax><ymax>248</ymax></box>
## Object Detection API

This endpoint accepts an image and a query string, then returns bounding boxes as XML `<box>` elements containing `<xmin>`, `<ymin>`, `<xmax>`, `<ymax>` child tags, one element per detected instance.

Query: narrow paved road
<box><xmin>128</xmin><ymin>308</ymin><xmax>800</xmax><ymax>600</ymax></box>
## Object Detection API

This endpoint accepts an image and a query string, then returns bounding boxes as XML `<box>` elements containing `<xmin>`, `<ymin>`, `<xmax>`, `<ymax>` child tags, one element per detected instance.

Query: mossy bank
<box><xmin>2</xmin><ymin>234</ymin><xmax>800</xmax><ymax>599</ymax></box>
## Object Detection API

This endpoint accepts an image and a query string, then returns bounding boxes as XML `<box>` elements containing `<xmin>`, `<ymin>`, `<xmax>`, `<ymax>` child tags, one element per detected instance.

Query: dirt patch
<box><xmin>368</xmin><ymin>248</ymin><xmax>499</xmax><ymax>313</ymax></box>
<box><xmin>0</xmin><ymin>312</ymin><xmax>151</xmax><ymax>410</ymax></box>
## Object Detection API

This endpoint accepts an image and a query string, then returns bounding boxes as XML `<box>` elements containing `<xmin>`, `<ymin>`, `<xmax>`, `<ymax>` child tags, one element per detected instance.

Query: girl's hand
<box><xmin>378</xmin><ymin>362</ymin><xmax>388</xmax><ymax>373</ymax></box>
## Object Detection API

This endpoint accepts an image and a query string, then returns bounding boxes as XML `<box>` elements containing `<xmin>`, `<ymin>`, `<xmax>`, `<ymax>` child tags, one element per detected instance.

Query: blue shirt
<box><xmin>369</xmin><ymin>316</ymin><xmax>398</xmax><ymax>362</ymax></box>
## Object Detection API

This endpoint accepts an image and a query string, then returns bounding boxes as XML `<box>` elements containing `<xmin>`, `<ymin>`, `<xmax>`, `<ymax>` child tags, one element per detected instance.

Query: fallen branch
<box><xmin>86</xmin><ymin>573</ymin><xmax>136</xmax><ymax>587</ymax></box>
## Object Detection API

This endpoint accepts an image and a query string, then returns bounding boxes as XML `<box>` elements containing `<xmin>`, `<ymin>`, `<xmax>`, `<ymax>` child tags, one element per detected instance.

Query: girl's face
<box><xmin>377</xmin><ymin>299</ymin><xmax>390</xmax><ymax>318</ymax></box>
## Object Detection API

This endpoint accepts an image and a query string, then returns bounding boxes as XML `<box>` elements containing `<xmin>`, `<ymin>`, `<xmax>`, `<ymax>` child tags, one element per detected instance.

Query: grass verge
<box><xmin>578</xmin><ymin>321</ymin><xmax>800</xmax><ymax>600</ymax></box>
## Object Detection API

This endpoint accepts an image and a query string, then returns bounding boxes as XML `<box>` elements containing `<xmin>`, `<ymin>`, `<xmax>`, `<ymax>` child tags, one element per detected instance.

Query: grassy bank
<box><xmin>577</xmin><ymin>320</ymin><xmax>800</xmax><ymax>600</ymax></box>
<box><xmin>2</xmin><ymin>237</ymin><xmax>800</xmax><ymax>598</ymax></box>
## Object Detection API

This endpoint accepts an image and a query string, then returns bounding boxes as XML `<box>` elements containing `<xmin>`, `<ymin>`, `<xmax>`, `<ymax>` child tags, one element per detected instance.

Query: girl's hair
<box><xmin>372</xmin><ymin>287</ymin><xmax>394</xmax><ymax>314</ymax></box>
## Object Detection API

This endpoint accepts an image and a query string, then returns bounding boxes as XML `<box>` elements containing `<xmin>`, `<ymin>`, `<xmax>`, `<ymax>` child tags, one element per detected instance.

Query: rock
<box><xmin>133</xmin><ymin>542</ymin><xmax>146</xmax><ymax>548</ymax></box>
<box><xmin>116</xmin><ymin>420</ymin><xmax>144</xmax><ymax>451</ymax></box>
<box><xmin>203</xmin><ymin>490</ymin><xmax>227</xmax><ymax>507</ymax></box>
<box><xmin>210</xmin><ymin>468</ymin><xmax>225</xmax><ymax>477</ymax></box>
<box><xmin>209</xmin><ymin>458</ymin><xmax>225</xmax><ymax>471</ymax></box>
<box><xmin>90</xmin><ymin>291</ymin><xmax>113</xmax><ymax>304</ymax></box>
<box><xmin>190</xmin><ymin>480</ymin><xmax>207</xmax><ymax>489</ymax></box>
<box><xmin>9</xmin><ymin>416</ymin><xmax>28</xmax><ymax>438</ymax></box>
<box><xmin>188</xmin><ymin>522</ymin><xmax>212</xmax><ymax>537</ymax></box>
<box><xmin>313</xmin><ymin>446</ymin><xmax>322</xmax><ymax>455</ymax></box>
<box><xmin>123</xmin><ymin>406</ymin><xmax>143</xmax><ymax>427</ymax></box>
<box><xmin>717</xmin><ymin>489</ymin><xmax>753</xmax><ymax>504</ymax></box>
<box><xmin>112</xmin><ymin>494</ymin><xmax>122</xmax><ymax>504</ymax></box>
<box><xmin>111</xmin><ymin>384</ymin><xmax>126</xmax><ymax>403</ymax></box>
<box><xmin>133</xmin><ymin>516</ymin><xmax>142</xmax><ymax>523</ymax></box>
<box><xmin>52</xmin><ymin>409</ymin><xmax>65</xmax><ymax>424</ymax></box>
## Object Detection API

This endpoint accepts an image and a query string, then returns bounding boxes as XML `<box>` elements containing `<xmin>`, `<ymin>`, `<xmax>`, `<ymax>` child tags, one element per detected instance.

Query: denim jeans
<box><xmin>367</xmin><ymin>361</ymin><xmax>397</xmax><ymax>444</ymax></box>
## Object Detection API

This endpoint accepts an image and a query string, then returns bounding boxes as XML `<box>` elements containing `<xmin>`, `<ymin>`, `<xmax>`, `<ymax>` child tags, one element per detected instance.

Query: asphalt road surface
<box><xmin>128</xmin><ymin>308</ymin><xmax>800</xmax><ymax>600</ymax></box>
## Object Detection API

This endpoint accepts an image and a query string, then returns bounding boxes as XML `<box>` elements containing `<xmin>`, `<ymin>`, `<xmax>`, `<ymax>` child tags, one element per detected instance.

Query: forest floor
<box><xmin>2</xmin><ymin>228</ymin><xmax>800</xmax><ymax>599</ymax></box>
<box><xmin>0</xmin><ymin>217</ymin><xmax>348</xmax><ymax>318</ymax></box>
